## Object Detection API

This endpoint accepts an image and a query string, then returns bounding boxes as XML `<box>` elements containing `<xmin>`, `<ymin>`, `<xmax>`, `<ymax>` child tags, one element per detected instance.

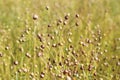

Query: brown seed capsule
<box><xmin>86</xmin><ymin>38</ymin><xmax>92</xmax><ymax>44</ymax></box>
<box><xmin>28</xmin><ymin>27</ymin><xmax>31</xmax><ymax>31</ymax></box>
<box><xmin>51</xmin><ymin>36</ymin><xmax>55</xmax><ymax>40</ymax></box>
<box><xmin>64</xmin><ymin>60</ymin><xmax>68</xmax><ymax>65</ymax></box>
<box><xmin>30</xmin><ymin>72</ymin><xmax>34</xmax><ymax>77</ymax></box>
<box><xmin>94</xmin><ymin>56</ymin><xmax>99</xmax><ymax>61</ymax></box>
<box><xmin>47</xmin><ymin>34</ymin><xmax>51</xmax><ymax>37</ymax></box>
<box><xmin>0</xmin><ymin>52</ymin><xmax>3</xmax><ymax>57</ymax></box>
<box><xmin>32</xmin><ymin>78</ymin><xmax>35</xmax><ymax>80</ymax></box>
<box><xmin>52</xmin><ymin>44</ymin><xmax>57</xmax><ymax>47</ymax></box>
<box><xmin>58</xmin><ymin>42</ymin><xmax>63</xmax><ymax>46</ymax></box>
<box><xmin>58</xmin><ymin>19</ymin><xmax>63</xmax><ymax>23</ymax></box>
<box><xmin>14</xmin><ymin>61</ymin><xmax>18</xmax><ymax>65</ymax></box>
<box><xmin>65</xmin><ymin>15</ymin><xmax>69</xmax><ymax>20</ymax></box>
<box><xmin>57</xmin><ymin>74</ymin><xmax>62</xmax><ymax>78</ymax></box>
<box><xmin>116</xmin><ymin>62</ymin><xmax>120</xmax><ymax>66</ymax></box>
<box><xmin>18</xmin><ymin>69</ymin><xmax>22</xmax><ymax>73</ymax></box>
<box><xmin>68</xmin><ymin>32</ymin><xmax>72</xmax><ymax>36</ymax></box>
<box><xmin>57</xmin><ymin>19</ymin><xmax>63</xmax><ymax>26</ymax></box>
<box><xmin>66</xmin><ymin>76</ymin><xmax>72</xmax><ymax>80</ymax></box>
<box><xmin>40</xmin><ymin>45</ymin><xmax>45</xmax><ymax>49</ymax></box>
<box><xmin>68</xmin><ymin>71</ymin><xmax>72</xmax><ymax>76</ymax></box>
<box><xmin>59</xmin><ymin>26</ymin><xmax>62</xmax><ymax>30</ymax></box>
<box><xmin>104</xmin><ymin>49</ymin><xmax>108</xmax><ymax>53</ymax></box>
<box><xmin>21</xmin><ymin>34</ymin><xmax>25</xmax><ymax>37</ymax></box>
<box><xmin>74</xmin><ymin>59</ymin><xmax>78</xmax><ymax>65</ymax></box>
<box><xmin>93</xmin><ymin>72</ymin><xmax>97</xmax><ymax>76</ymax></box>
<box><xmin>104</xmin><ymin>62</ymin><xmax>108</xmax><ymax>67</ymax></box>
<box><xmin>48</xmin><ymin>24</ymin><xmax>51</xmax><ymax>27</ymax></box>
<box><xmin>63</xmin><ymin>21</ymin><xmax>67</xmax><ymax>25</ymax></box>
<box><xmin>26</xmin><ymin>53</ymin><xmax>31</xmax><ymax>58</ymax></box>
<box><xmin>68</xmin><ymin>38</ymin><xmax>72</xmax><ymax>43</ymax></box>
<box><xmin>117</xmin><ymin>38</ymin><xmax>120</xmax><ymax>41</ymax></box>
<box><xmin>75</xmin><ymin>22</ymin><xmax>79</xmax><ymax>26</ymax></box>
<box><xmin>100</xmin><ymin>78</ymin><xmax>103</xmax><ymax>80</ymax></box>
<box><xmin>61</xmin><ymin>56</ymin><xmax>64</xmax><ymax>59</ymax></box>
<box><xmin>33</xmin><ymin>14</ymin><xmax>38</xmax><ymax>20</ymax></box>
<box><xmin>40</xmin><ymin>72</ymin><xmax>45</xmax><ymax>78</ymax></box>
<box><xmin>37</xmin><ymin>33</ymin><xmax>43</xmax><ymax>42</ymax></box>
<box><xmin>81</xmin><ymin>50</ymin><xmax>85</xmax><ymax>55</ymax></box>
<box><xmin>75</xmin><ymin>14</ymin><xmax>79</xmax><ymax>18</ymax></box>
<box><xmin>112</xmin><ymin>68</ymin><xmax>115</xmax><ymax>72</ymax></box>
<box><xmin>22</xmin><ymin>68</ymin><xmax>28</xmax><ymax>73</ymax></box>
<box><xmin>59</xmin><ymin>62</ymin><xmax>62</xmax><ymax>66</ymax></box>
<box><xmin>45</xmin><ymin>6</ymin><xmax>49</xmax><ymax>10</ymax></box>
<box><xmin>25</xmin><ymin>30</ymin><xmax>29</xmax><ymax>34</ymax></box>
<box><xmin>52</xmin><ymin>60</ymin><xmax>56</xmax><ymax>64</ymax></box>
<box><xmin>57</xmin><ymin>22</ymin><xmax>60</xmax><ymax>26</ymax></box>
<box><xmin>5</xmin><ymin>46</ymin><xmax>9</xmax><ymax>50</ymax></box>
<box><xmin>49</xmin><ymin>65</ymin><xmax>53</xmax><ymax>70</ymax></box>
<box><xmin>69</xmin><ymin>45</ymin><xmax>73</xmax><ymax>49</ymax></box>
<box><xmin>63</xmin><ymin>70</ymin><xmax>68</xmax><ymax>75</ymax></box>
<box><xmin>64</xmin><ymin>13</ymin><xmax>70</xmax><ymax>20</ymax></box>
<box><xmin>88</xmin><ymin>65</ymin><xmax>93</xmax><ymax>71</ymax></box>
<box><xmin>80</xmin><ymin>64</ymin><xmax>84</xmax><ymax>70</ymax></box>
<box><xmin>37</xmin><ymin>52</ymin><xmax>43</xmax><ymax>57</ymax></box>
<box><xmin>47</xmin><ymin>42</ymin><xmax>51</xmax><ymax>46</ymax></box>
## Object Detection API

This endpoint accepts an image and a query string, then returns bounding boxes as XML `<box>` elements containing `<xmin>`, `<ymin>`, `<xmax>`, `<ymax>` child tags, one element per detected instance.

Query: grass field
<box><xmin>0</xmin><ymin>0</ymin><xmax>120</xmax><ymax>80</ymax></box>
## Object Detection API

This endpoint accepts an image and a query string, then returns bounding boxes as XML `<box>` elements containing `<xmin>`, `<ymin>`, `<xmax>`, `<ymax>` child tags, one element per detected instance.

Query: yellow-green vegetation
<box><xmin>0</xmin><ymin>0</ymin><xmax>120</xmax><ymax>80</ymax></box>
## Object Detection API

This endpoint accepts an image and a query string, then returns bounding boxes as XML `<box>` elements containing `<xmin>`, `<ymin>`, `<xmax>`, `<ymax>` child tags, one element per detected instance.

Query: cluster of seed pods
<box><xmin>0</xmin><ymin>2</ymin><xmax>120</xmax><ymax>80</ymax></box>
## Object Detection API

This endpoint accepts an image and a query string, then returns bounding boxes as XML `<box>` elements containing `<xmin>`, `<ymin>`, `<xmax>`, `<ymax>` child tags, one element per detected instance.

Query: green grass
<box><xmin>0</xmin><ymin>0</ymin><xmax>120</xmax><ymax>80</ymax></box>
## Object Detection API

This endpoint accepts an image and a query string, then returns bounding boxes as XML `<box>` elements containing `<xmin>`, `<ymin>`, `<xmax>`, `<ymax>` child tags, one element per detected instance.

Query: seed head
<box><xmin>30</xmin><ymin>72</ymin><xmax>34</xmax><ymax>77</ymax></box>
<box><xmin>58</xmin><ymin>19</ymin><xmax>63</xmax><ymax>23</ymax></box>
<box><xmin>0</xmin><ymin>52</ymin><xmax>3</xmax><ymax>57</ymax></box>
<box><xmin>59</xmin><ymin>62</ymin><xmax>62</xmax><ymax>66</ymax></box>
<box><xmin>63</xmin><ymin>70</ymin><xmax>68</xmax><ymax>75</ymax></box>
<box><xmin>75</xmin><ymin>22</ymin><xmax>79</xmax><ymax>26</ymax></box>
<box><xmin>63</xmin><ymin>21</ymin><xmax>67</xmax><ymax>25</ymax></box>
<box><xmin>18</xmin><ymin>69</ymin><xmax>22</xmax><ymax>73</ymax></box>
<box><xmin>75</xmin><ymin>14</ymin><xmax>79</xmax><ymax>18</ymax></box>
<box><xmin>66</xmin><ymin>76</ymin><xmax>72</xmax><ymax>80</ymax></box>
<box><xmin>5</xmin><ymin>46</ymin><xmax>9</xmax><ymax>50</ymax></box>
<box><xmin>37</xmin><ymin>52</ymin><xmax>43</xmax><ymax>57</ymax></box>
<box><xmin>88</xmin><ymin>64</ymin><xmax>93</xmax><ymax>71</ymax></box>
<box><xmin>68</xmin><ymin>38</ymin><xmax>72</xmax><ymax>43</ymax></box>
<box><xmin>37</xmin><ymin>33</ymin><xmax>43</xmax><ymax>42</ymax></box>
<box><xmin>58</xmin><ymin>42</ymin><xmax>63</xmax><ymax>46</ymax></box>
<box><xmin>80</xmin><ymin>64</ymin><xmax>84</xmax><ymax>70</ymax></box>
<box><xmin>57</xmin><ymin>74</ymin><xmax>62</xmax><ymax>78</ymax></box>
<box><xmin>48</xmin><ymin>24</ymin><xmax>51</xmax><ymax>27</ymax></box>
<box><xmin>104</xmin><ymin>62</ymin><xmax>108</xmax><ymax>67</ymax></box>
<box><xmin>45</xmin><ymin>6</ymin><xmax>49</xmax><ymax>10</ymax></box>
<box><xmin>52</xmin><ymin>43</ymin><xmax>57</xmax><ymax>47</ymax></box>
<box><xmin>104</xmin><ymin>49</ymin><xmax>108</xmax><ymax>53</ymax></box>
<box><xmin>40</xmin><ymin>72</ymin><xmax>45</xmax><ymax>78</ymax></box>
<box><xmin>117</xmin><ymin>62</ymin><xmax>120</xmax><ymax>66</ymax></box>
<box><xmin>22</xmin><ymin>68</ymin><xmax>28</xmax><ymax>73</ymax></box>
<box><xmin>40</xmin><ymin>45</ymin><xmax>45</xmax><ymax>49</ymax></box>
<box><xmin>51</xmin><ymin>36</ymin><xmax>55</xmax><ymax>40</ymax></box>
<box><xmin>64</xmin><ymin>13</ymin><xmax>70</xmax><ymax>20</ymax></box>
<box><xmin>68</xmin><ymin>32</ymin><xmax>72</xmax><ymax>36</ymax></box>
<box><xmin>33</xmin><ymin>14</ymin><xmax>38</xmax><ymax>20</ymax></box>
<box><xmin>26</xmin><ymin>53</ymin><xmax>31</xmax><ymax>58</ymax></box>
<box><xmin>47</xmin><ymin>42</ymin><xmax>51</xmax><ymax>46</ymax></box>
<box><xmin>14</xmin><ymin>61</ymin><xmax>18</xmax><ymax>65</ymax></box>
<box><xmin>93</xmin><ymin>72</ymin><xmax>97</xmax><ymax>76</ymax></box>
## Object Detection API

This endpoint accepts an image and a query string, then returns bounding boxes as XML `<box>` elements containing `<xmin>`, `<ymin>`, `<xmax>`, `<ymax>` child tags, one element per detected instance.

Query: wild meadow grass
<box><xmin>0</xmin><ymin>0</ymin><xmax>120</xmax><ymax>80</ymax></box>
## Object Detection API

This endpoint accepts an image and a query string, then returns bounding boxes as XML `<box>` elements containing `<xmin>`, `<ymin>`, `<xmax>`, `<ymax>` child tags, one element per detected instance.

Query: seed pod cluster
<box><xmin>1</xmin><ymin>2</ymin><xmax>119</xmax><ymax>80</ymax></box>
